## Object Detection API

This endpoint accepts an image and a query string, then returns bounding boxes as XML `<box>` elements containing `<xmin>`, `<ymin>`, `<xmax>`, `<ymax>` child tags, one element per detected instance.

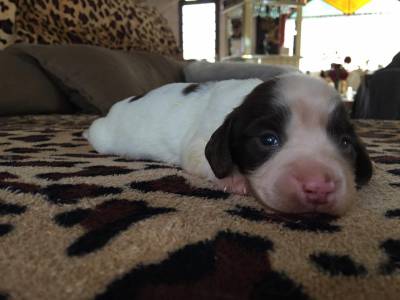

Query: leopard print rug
<box><xmin>0</xmin><ymin>115</ymin><xmax>399</xmax><ymax>300</ymax></box>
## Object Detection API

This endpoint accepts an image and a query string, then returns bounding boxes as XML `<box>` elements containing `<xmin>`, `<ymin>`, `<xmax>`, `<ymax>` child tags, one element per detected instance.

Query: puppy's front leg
<box><xmin>215</xmin><ymin>171</ymin><xmax>251</xmax><ymax>195</ymax></box>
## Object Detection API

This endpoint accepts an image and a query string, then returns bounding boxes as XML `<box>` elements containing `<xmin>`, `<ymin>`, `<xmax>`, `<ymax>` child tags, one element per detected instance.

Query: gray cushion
<box><xmin>6</xmin><ymin>44</ymin><xmax>185</xmax><ymax>115</ymax></box>
<box><xmin>184</xmin><ymin>61</ymin><xmax>298</xmax><ymax>83</ymax></box>
<box><xmin>0</xmin><ymin>51</ymin><xmax>76</xmax><ymax>116</ymax></box>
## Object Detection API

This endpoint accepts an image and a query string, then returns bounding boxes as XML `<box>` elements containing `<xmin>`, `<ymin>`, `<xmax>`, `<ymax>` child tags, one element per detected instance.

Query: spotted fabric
<box><xmin>0</xmin><ymin>0</ymin><xmax>16</xmax><ymax>49</ymax></box>
<box><xmin>0</xmin><ymin>0</ymin><xmax>181</xmax><ymax>57</ymax></box>
<box><xmin>0</xmin><ymin>115</ymin><xmax>399</xmax><ymax>300</ymax></box>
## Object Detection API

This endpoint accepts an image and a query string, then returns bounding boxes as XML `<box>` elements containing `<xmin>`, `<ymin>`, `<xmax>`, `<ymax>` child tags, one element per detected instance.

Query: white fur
<box><xmin>86</xmin><ymin>79</ymin><xmax>262</xmax><ymax>180</ymax></box>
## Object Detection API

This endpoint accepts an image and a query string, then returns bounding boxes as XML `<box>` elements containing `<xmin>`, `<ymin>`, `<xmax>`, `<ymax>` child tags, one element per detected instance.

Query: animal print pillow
<box><xmin>1</xmin><ymin>0</ymin><xmax>181</xmax><ymax>57</ymax></box>
<box><xmin>0</xmin><ymin>0</ymin><xmax>16</xmax><ymax>49</ymax></box>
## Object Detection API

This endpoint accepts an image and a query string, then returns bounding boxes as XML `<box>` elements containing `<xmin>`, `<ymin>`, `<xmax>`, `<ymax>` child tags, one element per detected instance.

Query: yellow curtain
<box><xmin>323</xmin><ymin>0</ymin><xmax>372</xmax><ymax>14</ymax></box>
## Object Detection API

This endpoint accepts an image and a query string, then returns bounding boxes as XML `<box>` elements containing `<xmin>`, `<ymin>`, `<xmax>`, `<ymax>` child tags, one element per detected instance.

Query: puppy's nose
<box><xmin>301</xmin><ymin>175</ymin><xmax>335</xmax><ymax>205</ymax></box>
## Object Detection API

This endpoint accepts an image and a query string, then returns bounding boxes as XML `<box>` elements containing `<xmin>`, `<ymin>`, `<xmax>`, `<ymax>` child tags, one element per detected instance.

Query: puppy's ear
<box><xmin>354</xmin><ymin>137</ymin><xmax>373</xmax><ymax>187</ymax></box>
<box><xmin>205</xmin><ymin>116</ymin><xmax>234</xmax><ymax>179</ymax></box>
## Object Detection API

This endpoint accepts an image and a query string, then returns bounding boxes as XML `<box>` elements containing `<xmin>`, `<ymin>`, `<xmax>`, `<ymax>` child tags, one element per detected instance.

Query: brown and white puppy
<box><xmin>206</xmin><ymin>75</ymin><xmax>372</xmax><ymax>215</ymax></box>
<box><xmin>85</xmin><ymin>73</ymin><xmax>372</xmax><ymax>216</ymax></box>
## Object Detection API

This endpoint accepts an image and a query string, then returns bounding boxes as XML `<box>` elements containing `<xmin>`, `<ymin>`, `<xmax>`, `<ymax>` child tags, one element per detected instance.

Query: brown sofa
<box><xmin>0</xmin><ymin>43</ymin><xmax>293</xmax><ymax>116</ymax></box>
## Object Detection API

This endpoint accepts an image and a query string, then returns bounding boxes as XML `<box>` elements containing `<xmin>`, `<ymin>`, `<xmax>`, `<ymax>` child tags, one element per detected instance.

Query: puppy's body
<box><xmin>86</xmin><ymin>74</ymin><xmax>372</xmax><ymax>215</ymax></box>
<box><xmin>86</xmin><ymin>79</ymin><xmax>261</xmax><ymax>179</ymax></box>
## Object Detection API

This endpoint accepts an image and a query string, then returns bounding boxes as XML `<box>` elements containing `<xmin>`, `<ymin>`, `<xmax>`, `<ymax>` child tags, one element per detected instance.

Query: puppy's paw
<box><xmin>215</xmin><ymin>173</ymin><xmax>251</xmax><ymax>195</ymax></box>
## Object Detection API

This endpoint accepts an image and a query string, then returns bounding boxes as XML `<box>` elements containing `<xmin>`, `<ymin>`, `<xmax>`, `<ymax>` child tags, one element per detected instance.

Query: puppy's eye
<box><xmin>340</xmin><ymin>135</ymin><xmax>353</xmax><ymax>149</ymax></box>
<box><xmin>260</xmin><ymin>133</ymin><xmax>280</xmax><ymax>147</ymax></box>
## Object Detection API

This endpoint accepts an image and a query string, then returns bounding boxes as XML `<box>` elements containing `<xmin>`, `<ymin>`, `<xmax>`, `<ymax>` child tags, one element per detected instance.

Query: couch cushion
<box><xmin>12</xmin><ymin>0</ymin><xmax>181</xmax><ymax>57</ymax></box>
<box><xmin>0</xmin><ymin>50</ymin><xmax>76</xmax><ymax>116</ymax></box>
<box><xmin>6</xmin><ymin>44</ymin><xmax>185</xmax><ymax>115</ymax></box>
<box><xmin>184</xmin><ymin>61</ymin><xmax>297</xmax><ymax>83</ymax></box>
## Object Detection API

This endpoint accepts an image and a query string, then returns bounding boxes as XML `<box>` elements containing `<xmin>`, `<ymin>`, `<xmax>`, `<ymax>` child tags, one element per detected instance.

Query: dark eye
<box><xmin>260</xmin><ymin>133</ymin><xmax>280</xmax><ymax>147</ymax></box>
<box><xmin>340</xmin><ymin>135</ymin><xmax>353</xmax><ymax>149</ymax></box>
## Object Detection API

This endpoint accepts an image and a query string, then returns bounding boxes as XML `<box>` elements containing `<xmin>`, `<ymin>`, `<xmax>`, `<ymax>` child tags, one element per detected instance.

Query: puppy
<box><xmin>85</xmin><ymin>73</ymin><xmax>372</xmax><ymax>215</ymax></box>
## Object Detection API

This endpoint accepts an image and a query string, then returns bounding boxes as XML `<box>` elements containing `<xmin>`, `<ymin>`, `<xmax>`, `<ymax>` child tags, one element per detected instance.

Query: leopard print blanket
<box><xmin>0</xmin><ymin>0</ymin><xmax>180</xmax><ymax>57</ymax></box>
<box><xmin>0</xmin><ymin>115</ymin><xmax>399</xmax><ymax>300</ymax></box>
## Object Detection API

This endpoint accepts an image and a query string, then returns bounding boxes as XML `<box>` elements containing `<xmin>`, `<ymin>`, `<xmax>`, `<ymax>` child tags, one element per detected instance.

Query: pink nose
<box><xmin>301</xmin><ymin>176</ymin><xmax>336</xmax><ymax>205</ymax></box>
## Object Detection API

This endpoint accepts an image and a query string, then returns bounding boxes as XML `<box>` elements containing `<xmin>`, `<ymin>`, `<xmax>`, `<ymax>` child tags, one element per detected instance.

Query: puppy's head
<box><xmin>205</xmin><ymin>73</ymin><xmax>372</xmax><ymax>215</ymax></box>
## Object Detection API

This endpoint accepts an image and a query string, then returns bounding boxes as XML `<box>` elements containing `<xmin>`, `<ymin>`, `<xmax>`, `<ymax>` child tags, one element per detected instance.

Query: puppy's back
<box><xmin>86</xmin><ymin>79</ymin><xmax>262</xmax><ymax>164</ymax></box>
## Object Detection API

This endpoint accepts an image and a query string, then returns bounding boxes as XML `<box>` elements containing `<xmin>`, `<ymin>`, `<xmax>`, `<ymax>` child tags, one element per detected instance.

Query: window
<box><xmin>285</xmin><ymin>0</ymin><xmax>400</xmax><ymax>72</ymax></box>
<box><xmin>180</xmin><ymin>0</ymin><xmax>218</xmax><ymax>62</ymax></box>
